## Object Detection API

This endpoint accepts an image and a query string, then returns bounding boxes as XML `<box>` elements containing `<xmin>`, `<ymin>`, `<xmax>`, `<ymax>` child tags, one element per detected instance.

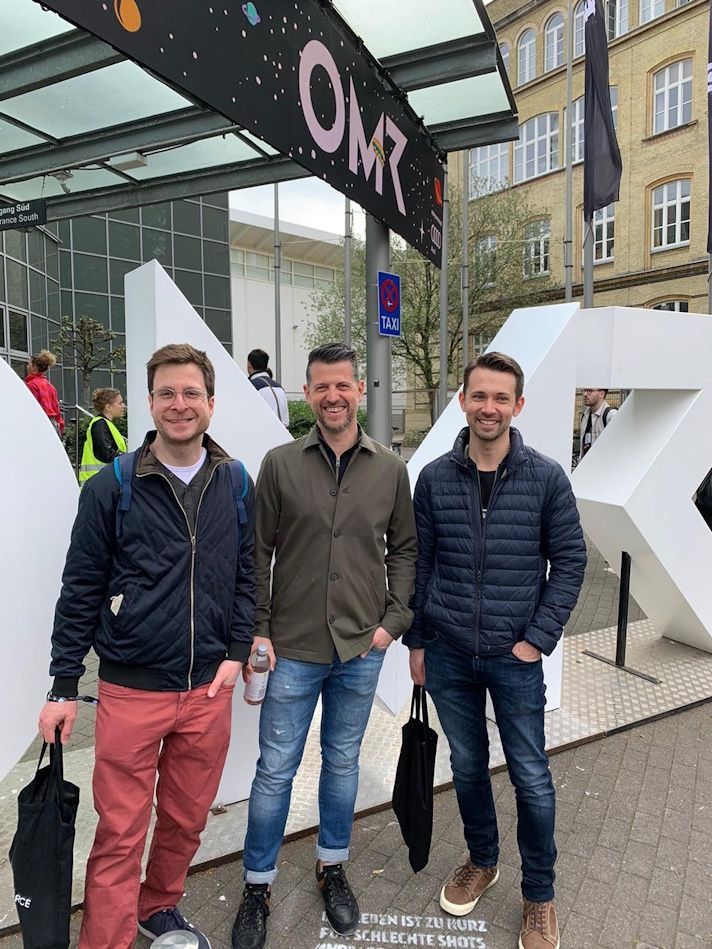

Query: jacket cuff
<box><xmin>52</xmin><ymin>676</ymin><xmax>80</xmax><ymax>697</ymax></box>
<box><xmin>524</xmin><ymin>627</ymin><xmax>559</xmax><ymax>657</ymax></box>
<box><xmin>402</xmin><ymin>630</ymin><xmax>424</xmax><ymax>649</ymax></box>
<box><xmin>228</xmin><ymin>641</ymin><xmax>252</xmax><ymax>663</ymax></box>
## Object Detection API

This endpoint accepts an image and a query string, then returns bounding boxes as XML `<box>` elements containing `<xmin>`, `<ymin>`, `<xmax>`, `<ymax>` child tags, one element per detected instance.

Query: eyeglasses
<box><xmin>151</xmin><ymin>387</ymin><xmax>208</xmax><ymax>404</ymax></box>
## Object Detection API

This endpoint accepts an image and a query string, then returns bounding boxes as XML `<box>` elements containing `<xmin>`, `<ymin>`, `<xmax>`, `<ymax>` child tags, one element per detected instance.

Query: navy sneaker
<box><xmin>231</xmin><ymin>884</ymin><xmax>271</xmax><ymax>949</ymax></box>
<box><xmin>316</xmin><ymin>863</ymin><xmax>359</xmax><ymax>935</ymax></box>
<box><xmin>138</xmin><ymin>907</ymin><xmax>212</xmax><ymax>948</ymax></box>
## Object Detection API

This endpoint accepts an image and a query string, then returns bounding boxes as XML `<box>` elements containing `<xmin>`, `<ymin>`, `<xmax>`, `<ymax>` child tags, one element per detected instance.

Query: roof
<box><xmin>0</xmin><ymin>0</ymin><xmax>517</xmax><ymax>224</ymax></box>
<box><xmin>230</xmin><ymin>207</ymin><xmax>343</xmax><ymax>267</ymax></box>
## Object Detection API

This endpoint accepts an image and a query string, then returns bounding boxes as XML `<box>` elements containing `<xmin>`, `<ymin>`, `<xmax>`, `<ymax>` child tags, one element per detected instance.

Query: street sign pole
<box><xmin>366</xmin><ymin>215</ymin><xmax>392</xmax><ymax>447</ymax></box>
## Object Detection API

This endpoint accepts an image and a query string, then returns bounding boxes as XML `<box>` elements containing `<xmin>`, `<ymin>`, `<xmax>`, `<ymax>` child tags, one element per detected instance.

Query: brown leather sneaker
<box><xmin>439</xmin><ymin>863</ymin><xmax>499</xmax><ymax>916</ymax></box>
<box><xmin>519</xmin><ymin>900</ymin><xmax>560</xmax><ymax>949</ymax></box>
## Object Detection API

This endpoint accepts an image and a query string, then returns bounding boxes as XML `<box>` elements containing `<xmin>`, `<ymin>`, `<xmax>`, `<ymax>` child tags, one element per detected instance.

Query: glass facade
<box><xmin>1</xmin><ymin>194</ymin><xmax>231</xmax><ymax>408</ymax></box>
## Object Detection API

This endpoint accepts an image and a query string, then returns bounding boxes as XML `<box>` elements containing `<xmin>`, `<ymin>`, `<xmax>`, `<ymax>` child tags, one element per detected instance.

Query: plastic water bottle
<box><xmin>243</xmin><ymin>644</ymin><xmax>270</xmax><ymax>705</ymax></box>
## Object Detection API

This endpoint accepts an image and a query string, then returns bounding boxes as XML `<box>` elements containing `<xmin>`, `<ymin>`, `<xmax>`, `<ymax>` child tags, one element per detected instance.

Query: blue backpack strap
<box><xmin>227</xmin><ymin>459</ymin><xmax>249</xmax><ymax>526</ymax></box>
<box><xmin>113</xmin><ymin>450</ymin><xmax>138</xmax><ymax>539</ymax></box>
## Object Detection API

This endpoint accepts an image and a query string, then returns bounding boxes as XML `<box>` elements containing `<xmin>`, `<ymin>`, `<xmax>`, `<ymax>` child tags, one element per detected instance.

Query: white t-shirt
<box><xmin>163</xmin><ymin>447</ymin><xmax>207</xmax><ymax>484</ymax></box>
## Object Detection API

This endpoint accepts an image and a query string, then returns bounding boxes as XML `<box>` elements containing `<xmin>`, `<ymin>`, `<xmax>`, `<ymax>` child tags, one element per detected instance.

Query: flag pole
<box><xmin>583</xmin><ymin>219</ymin><xmax>594</xmax><ymax>307</ymax></box>
<box><xmin>564</xmin><ymin>0</ymin><xmax>574</xmax><ymax>302</ymax></box>
<box><xmin>461</xmin><ymin>149</ymin><xmax>469</xmax><ymax>370</ymax></box>
<box><xmin>344</xmin><ymin>197</ymin><xmax>352</xmax><ymax>346</ymax></box>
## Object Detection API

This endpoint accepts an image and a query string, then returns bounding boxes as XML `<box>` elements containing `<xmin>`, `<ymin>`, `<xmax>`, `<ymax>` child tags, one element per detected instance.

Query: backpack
<box><xmin>112</xmin><ymin>450</ymin><xmax>248</xmax><ymax>539</ymax></box>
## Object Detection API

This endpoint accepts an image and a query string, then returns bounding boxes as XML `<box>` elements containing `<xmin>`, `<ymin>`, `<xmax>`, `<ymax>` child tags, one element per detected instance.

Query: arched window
<box><xmin>651</xmin><ymin>179</ymin><xmax>691</xmax><ymax>250</ymax></box>
<box><xmin>653</xmin><ymin>60</ymin><xmax>693</xmax><ymax>134</ymax></box>
<box><xmin>499</xmin><ymin>41</ymin><xmax>510</xmax><ymax>75</ymax></box>
<box><xmin>517</xmin><ymin>29</ymin><xmax>536</xmax><ymax>85</ymax></box>
<box><xmin>469</xmin><ymin>143</ymin><xmax>509</xmax><ymax>197</ymax></box>
<box><xmin>573</xmin><ymin>1</ymin><xmax>585</xmax><ymax>57</ymax></box>
<box><xmin>651</xmin><ymin>300</ymin><xmax>689</xmax><ymax>311</ymax></box>
<box><xmin>544</xmin><ymin>14</ymin><xmax>565</xmax><ymax>72</ymax></box>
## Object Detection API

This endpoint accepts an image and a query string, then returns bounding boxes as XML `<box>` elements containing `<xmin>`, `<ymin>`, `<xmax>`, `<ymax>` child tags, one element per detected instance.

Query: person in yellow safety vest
<box><xmin>79</xmin><ymin>387</ymin><xmax>127</xmax><ymax>484</ymax></box>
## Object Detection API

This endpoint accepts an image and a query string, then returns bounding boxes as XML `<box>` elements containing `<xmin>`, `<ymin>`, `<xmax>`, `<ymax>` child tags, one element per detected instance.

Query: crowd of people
<box><xmin>34</xmin><ymin>340</ymin><xmax>592</xmax><ymax>949</ymax></box>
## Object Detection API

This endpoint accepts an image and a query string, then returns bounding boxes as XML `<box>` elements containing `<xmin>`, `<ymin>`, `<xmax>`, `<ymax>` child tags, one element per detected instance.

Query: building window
<box><xmin>590</xmin><ymin>204</ymin><xmax>615</xmax><ymax>262</ymax></box>
<box><xmin>607</xmin><ymin>0</ymin><xmax>629</xmax><ymax>39</ymax></box>
<box><xmin>653</xmin><ymin>60</ymin><xmax>693</xmax><ymax>134</ymax></box>
<box><xmin>514</xmin><ymin>114</ymin><xmax>559</xmax><ymax>183</ymax></box>
<box><xmin>544</xmin><ymin>14</ymin><xmax>565</xmax><ymax>72</ymax></box>
<box><xmin>469</xmin><ymin>143</ymin><xmax>509</xmax><ymax>197</ymax></box>
<box><xmin>640</xmin><ymin>0</ymin><xmax>665</xmax><ymax>24</ymax></box>
<box><xmin>651</xmin><ymin>300</ymin><xmax>689</xmax><ymax>311</ymax></box>
<box><xmin>517</xmin><ymin>29</ymin><xmax>536</xmax><ymax>85</ymax></box>
<box><xmin>500</xmin><ymin>42</ymin><xmax>510</xmax><ymax>75</ymax></box>
<box><xmin>523</xmin><ymin>220</ymin><xmax>550</xmax><ymax>278</ymax></box>
<box><xmin>610</xmin><ymin>86</ymin><xmax>618</xmax><ymax>130</ymax></box>
<box><xmin>475</xmin><ymin>236</ymin><xmax>497</xmax><ymax>288</ymax></box>
<box><xmin>574</xmin><ymin>1</ymin><xmax>586</xmax><ymax>57</ymax></box>
<box><xmin>565</xmin><ymin>97</ymin><xmax>585</xmax><ymax>164</ymax></box>
<box><xmin>651</xmin><ymin>179</ymin><xmax>691</xmax><ymax>250</ymax></box>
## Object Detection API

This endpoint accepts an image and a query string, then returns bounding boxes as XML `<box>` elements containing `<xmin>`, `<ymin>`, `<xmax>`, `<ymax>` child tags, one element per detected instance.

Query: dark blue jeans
<box><xmin>424</xmin><ymin>636</ymin><xmax>556</xmax><ymax>902</ymax></box>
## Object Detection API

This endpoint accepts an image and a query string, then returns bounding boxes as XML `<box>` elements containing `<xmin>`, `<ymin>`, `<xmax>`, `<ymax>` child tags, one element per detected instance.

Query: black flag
<box><xmin>583</xmin><ymin>0</ymin><xmax>622</xmax><ymax>222</ymax></box>
<box><xmin>707</xmin><ymin>0</ymin><xmax>712</xmax><ymax>252</ymax></box>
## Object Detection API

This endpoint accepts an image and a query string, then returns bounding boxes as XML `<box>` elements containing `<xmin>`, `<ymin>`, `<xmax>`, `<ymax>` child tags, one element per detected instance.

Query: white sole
<box><xmin>439</xmin><ymin>868</ymin><xmax>499</xmax><ymax>916</ymax></box>
<box><xmin>518</xmin><ymin>937</ymin><xmax>559</xmax><ymax>949</ymax></box>
<box><xmin>137</xmin><ymin>923</ymin><xmax>212</xmax><ymax>948</ymax></box>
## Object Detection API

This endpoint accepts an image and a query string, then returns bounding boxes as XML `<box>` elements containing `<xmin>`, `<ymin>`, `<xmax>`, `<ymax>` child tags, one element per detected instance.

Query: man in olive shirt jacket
<box><xmin>232</xmin><ymin>343</ymin><xmax>417</xmax><ymax>949</ymax></box>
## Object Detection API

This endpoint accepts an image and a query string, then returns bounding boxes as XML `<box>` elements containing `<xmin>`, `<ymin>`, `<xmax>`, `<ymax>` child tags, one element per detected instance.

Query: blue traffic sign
<box><xmin>378</xmin><ymin>271</ymin><xmax>401</xmax><ymax>337</ymax></box>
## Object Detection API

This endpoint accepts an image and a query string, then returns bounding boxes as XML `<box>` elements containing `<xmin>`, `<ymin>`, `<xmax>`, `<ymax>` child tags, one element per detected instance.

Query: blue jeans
<box><xmin>243</xmin><ymin>648</ymin><xmax>386</xmax><ymax>884</ymax></box>
<box><xmin>424</xmin><ymin>636</ymin><xmax>556</xmax><ymax>902</ymax></box>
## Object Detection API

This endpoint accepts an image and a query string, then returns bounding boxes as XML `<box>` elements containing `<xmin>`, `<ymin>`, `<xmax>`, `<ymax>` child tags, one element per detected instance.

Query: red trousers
<box><xmin>78</xmin><ymin>681</ymin><xmax>233</xmax><ymax>949</ymax></box>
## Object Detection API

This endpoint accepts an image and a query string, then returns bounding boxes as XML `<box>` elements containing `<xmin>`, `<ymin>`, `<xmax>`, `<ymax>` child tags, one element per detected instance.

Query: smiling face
<box><xmin>459</xmin><ymin>366</ymin><xmax>525</xmax><ymax>447</ymax></box>
<box><xmin>149</xmin><ymin>362</ymin><xmax>214</xmax><ymax>449</ymax></box>
<box><xmin>303</xmin><ymin>359</ymin><xmax>364</xmax><ymax>438</ymax></box>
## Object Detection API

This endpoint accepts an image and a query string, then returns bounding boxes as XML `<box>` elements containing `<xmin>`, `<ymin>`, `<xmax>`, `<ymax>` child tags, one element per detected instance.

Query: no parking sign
<box><xmin>378</xmin><ymin>271</ymin><xmax>401</xmax><ymax>338</ymax></box>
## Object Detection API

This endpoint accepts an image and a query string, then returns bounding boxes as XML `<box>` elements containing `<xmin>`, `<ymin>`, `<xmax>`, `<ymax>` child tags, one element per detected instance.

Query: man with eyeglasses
<box><xmin>38</xmin><ymin>343</ymin><xmax>256</xmax><ymax>949</ymax></box>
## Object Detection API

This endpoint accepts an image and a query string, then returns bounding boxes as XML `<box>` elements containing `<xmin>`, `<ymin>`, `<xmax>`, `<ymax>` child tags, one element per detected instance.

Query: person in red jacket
<box><xmin>25</xmin><ymin>349</ymin><xmax>65</xmax><ymax>436</ymax></box>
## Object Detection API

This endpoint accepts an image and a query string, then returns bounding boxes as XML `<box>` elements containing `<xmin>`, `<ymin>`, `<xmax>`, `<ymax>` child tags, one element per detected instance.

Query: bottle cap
<box><xmin>256</xmin><ymin>644</ymin><xmax>268</xmax><ymax>655</ymax></box>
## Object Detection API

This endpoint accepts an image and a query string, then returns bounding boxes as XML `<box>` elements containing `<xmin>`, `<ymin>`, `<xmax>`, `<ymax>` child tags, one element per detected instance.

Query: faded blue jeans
<box><xmin>243</xmin><ymin>648</ymin><xmax>385</xmax><ymax>884</ymax></box>
<box><xmin>424</xmin><ymin>636</ymin><xmax>556</xmax><ymax>902</ymax></box>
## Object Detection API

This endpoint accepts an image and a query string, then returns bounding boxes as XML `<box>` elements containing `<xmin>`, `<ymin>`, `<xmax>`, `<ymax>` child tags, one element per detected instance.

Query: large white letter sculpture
<box><xmin>0</xmin><ymin>361</ymin><xmax>78</xmax><ymax>780</ymax></box>
<box><xmin>572</xmin><ymin>306</ymin><xmax>712</xmax><ymax>652</ymax></box>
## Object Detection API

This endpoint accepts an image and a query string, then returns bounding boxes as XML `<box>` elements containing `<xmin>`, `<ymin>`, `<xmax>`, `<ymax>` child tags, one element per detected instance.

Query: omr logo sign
<box><xmin>299</xmin><ymin>40</ymin><xmax>408</xmax><ymax>216</ymax></box>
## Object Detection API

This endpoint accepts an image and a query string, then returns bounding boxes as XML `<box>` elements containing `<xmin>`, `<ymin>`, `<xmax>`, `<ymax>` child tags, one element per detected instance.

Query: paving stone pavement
<box><xmin>3</xmin><ymin>701</ymin><xmax>711</xmax><ymax>949</ymax></box>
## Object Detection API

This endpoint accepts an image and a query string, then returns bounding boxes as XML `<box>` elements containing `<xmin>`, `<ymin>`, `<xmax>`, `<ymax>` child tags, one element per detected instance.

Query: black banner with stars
<box><xmin>35</xmin><ymin>0</ymin><xmax>445</xmax><ymax>266</ymax></box>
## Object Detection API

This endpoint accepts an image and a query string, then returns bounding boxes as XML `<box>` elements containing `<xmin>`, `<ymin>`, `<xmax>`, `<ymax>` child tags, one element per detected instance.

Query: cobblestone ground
<box><xmin>3</xmin><ymin>702</ymin><xmax>711</xmax><ymax>949</ymax></box>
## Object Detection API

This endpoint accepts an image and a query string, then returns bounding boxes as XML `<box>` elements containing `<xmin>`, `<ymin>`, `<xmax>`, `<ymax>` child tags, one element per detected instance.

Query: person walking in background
<box><xmin>406</xmin><ymin>352</ymin><xmax>586</xmax><ymax>949</ymax></box>
<box><xmin>247</xmin><ymin>348</ymin><xmax>289</xmax><ymax>426</ymax></box>
<box><xmin>25</xmin><ymin>349</ymin><xmax>65</xmax><ymax>436</ymax></box>
<box><xmin>579</xmin><ymin>388</ymin><xmax>617</xmax><ymax>460</ymax></box>
<box><xmin>232</xmin><ymin>343</ymin><xmax>417</xmax><ymax>949</ymax></box>
<box><xmin>79</xmin><ymin>387</ymin><xmax>127</xmax><ymax>484</ymax></box>
<box><xmin>38</xmin><ymin>343</ymin><xmax>256</xmax><ymax>949</ymax></box>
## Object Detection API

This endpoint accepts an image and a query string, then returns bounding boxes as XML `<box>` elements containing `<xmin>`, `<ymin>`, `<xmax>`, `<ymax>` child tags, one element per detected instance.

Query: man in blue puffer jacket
<box><xmin>405</xmin><ymin>351</ymin><xmax>585</xmax><ymax>949</ymax></box>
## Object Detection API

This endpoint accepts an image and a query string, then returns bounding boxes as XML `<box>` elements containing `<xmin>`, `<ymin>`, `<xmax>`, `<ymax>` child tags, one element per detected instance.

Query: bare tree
<box><xmin>306</xmin><ymin>181</ymin><xmax>553</xmax><ymax>423</ymax></box>
<box><xmin>53</xmin><ymin>316</ymin><xmax>125</xmax><ymax>409</ymax></box>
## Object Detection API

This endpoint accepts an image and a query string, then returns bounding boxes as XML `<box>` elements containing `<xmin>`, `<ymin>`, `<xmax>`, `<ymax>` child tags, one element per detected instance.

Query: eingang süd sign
<box><xmin>36</xmin><ymin>0</ymin><xmax>445</xmax><ymax>266</ymax></box>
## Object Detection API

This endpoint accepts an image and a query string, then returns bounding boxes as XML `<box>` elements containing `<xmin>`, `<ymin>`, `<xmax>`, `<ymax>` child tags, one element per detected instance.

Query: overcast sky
<box><xmin>230</xmin><ymin>178</ymin><xmax>367</xmax><ymax>239</ymax></box>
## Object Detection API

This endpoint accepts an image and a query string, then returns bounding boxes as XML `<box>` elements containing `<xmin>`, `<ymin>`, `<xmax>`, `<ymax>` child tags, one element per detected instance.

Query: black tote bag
<box><xmin>9</xmin><ymin>728</ymin><xmax>80</xmax><ymax>949</ymax></box>
<box><xmin>392</xmin><ymin>685</ymin><xmax>438</xmax><ymax>872</ymax></box>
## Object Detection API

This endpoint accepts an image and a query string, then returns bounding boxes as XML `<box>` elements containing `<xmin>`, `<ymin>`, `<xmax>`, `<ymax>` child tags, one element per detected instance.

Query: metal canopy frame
<box><xmin>0</xmin><ymin>0</ymin><xmax>518</xmax><ymax>222</ymax></box>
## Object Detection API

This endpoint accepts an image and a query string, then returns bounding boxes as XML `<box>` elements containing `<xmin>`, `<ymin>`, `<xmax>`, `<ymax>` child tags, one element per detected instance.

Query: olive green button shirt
<box><xmin>254</xmin><ymin>425</ymin><xmax>418</xmax><ymax>664</ymax></box>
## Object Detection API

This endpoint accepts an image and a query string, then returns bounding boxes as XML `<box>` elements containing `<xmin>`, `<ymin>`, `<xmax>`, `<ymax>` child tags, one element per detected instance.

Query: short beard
<box><xmin>318</xmin><ymin>408</ymin><xmax>354</xmax><ymax>434</ymax></box>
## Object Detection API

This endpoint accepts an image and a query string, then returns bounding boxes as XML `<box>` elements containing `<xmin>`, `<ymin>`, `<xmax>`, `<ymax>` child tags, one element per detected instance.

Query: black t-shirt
<box><xmin>467</xmin><ymin>457</ymin><xmax>507</xmax><ymax>519</ymax></box>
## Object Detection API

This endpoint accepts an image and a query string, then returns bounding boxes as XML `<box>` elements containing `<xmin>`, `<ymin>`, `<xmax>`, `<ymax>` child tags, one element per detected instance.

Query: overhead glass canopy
<box><xmin>0</xmin><ymin>0</ymin><xmax>517</xmax><ymax>222</ymax></box>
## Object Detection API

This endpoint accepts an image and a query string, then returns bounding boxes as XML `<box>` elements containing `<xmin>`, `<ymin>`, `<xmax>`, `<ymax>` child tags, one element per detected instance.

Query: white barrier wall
<box><xmin>0</xmin><ymin>360</ymin><xmax>79</xmax><ymax>781</ymax></box>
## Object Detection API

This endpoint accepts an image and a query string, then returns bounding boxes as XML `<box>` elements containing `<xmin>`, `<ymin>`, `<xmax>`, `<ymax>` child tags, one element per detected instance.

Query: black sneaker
<box><xmin>138</xmin><ymin>907</ymin><xmax>212</xmax><ymax>948</ymax></box>
<box><xmin>316</xmin><ymin>863</ymin><xmax>359</xmax><ymax>936</ymax></box>
<box><xmin>231</xmin><ymin>883</ymin><xmax>270</xmax><ymax>949</ymax></box>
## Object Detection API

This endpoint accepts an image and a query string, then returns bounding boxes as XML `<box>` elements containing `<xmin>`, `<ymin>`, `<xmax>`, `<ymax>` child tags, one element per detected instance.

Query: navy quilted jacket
<box><xmin>403</xmin><ymin>427</ymin><xmax>586</xmax><ymax>656</ymax></box>
<box><xmin>50</xmin><ymin>433</ymin><xmax>256</xmax><ymax>694</ymax></box>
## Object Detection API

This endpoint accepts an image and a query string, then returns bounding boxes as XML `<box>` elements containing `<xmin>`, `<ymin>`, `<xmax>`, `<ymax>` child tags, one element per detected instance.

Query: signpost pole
<box><xmin>344</xmin><ymin>197</ymin><xmax>352</xmax><ymax>347</ymax></box>
<box><xmin>273</xmin><ymin>182</ymin><xmax>282</xmax><ymax>381</ymax></box>
<box><xmin>366</xmin><ymin>214</ymin><xmax>391</xmax><ymax>447</ymax></box>
<box><xmin>438</xmin><ymin>167</ymin><xmax>450</xmax><ymax>418</ymax></box>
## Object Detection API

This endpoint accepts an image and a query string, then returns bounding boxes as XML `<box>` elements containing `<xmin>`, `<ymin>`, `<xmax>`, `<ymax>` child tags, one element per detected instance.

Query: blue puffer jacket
<box><xmin>404</xmin><ymin>427</ymin><xmax>586</xmax><ymax>656</ymax></box>
<box><xmin>50</xmin><ymin>432</ymin><xmax>256</xmax><ymax>694</ymax></box>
